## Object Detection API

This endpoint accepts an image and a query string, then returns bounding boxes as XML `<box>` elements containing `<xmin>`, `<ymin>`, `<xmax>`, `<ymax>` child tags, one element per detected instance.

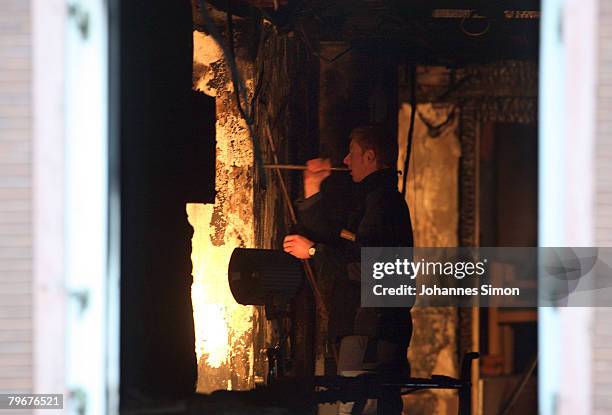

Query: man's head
<box><xmin>343</xmin><ymin>125</ymin><xmax>397</xmax><ymax>182</ymax></box>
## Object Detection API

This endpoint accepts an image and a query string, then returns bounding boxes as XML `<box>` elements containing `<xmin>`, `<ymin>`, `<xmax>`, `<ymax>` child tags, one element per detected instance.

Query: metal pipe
<box><xmin>263</xmin><ymin>164</ymin><xmax>349</xmax><ymax>172</ymax></box>
<box><xmin>499</xmin><ymin>355</ymin><xmax>538</xmax><ymax>415</ymax></box>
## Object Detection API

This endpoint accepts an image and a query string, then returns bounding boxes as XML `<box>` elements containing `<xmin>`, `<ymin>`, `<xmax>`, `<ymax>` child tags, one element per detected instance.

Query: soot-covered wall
<box><xmin>117</xmin><ymin>0</ymin><xmax>215</xmax><ymax>404</ymax></box>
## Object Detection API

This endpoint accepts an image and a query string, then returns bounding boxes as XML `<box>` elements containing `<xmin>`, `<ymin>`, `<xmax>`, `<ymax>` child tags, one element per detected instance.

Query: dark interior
<box><xmin>114</xmin><ymin>1</ymin><xmax>540</xmax><ymax>413</ymax></box>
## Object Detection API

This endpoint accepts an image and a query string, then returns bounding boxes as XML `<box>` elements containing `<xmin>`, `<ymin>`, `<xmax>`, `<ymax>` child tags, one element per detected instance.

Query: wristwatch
<box><xmin>308</xmin><ymin>245</ymin><xmax>317</xmax><ymax>258</ymax></box>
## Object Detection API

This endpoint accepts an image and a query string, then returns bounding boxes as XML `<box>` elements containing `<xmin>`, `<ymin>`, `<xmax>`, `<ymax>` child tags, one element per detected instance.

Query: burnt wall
<box><xmin>398</xmin><ymin>99</ymin><xmax>461</xmax><ymax>415</ymax></box>
<box><xmin>251</xmin><ymin>29</ymin><xmax>320</xmax><ymax>379</ymax></box>
<box><xmin>191</xmin><ymin>28</ymin><xmax>259</xmax><ymax>392</ymax></box>
<box><xmin>191</xmin><ymin>14</ymin><xmax>321</xmax><ymax>387</ymax></box>
<box><xmin>116</xmin><ymin>0</ymin><xmax>215</xmax><ymax>404</ymax></box>
<box><xmin>396</xmin><ymin>62</ymin><xmax>538</xmax><ymax>414</ymax></box>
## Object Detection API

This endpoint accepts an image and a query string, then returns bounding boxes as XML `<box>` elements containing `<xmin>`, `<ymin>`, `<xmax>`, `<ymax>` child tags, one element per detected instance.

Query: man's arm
<box><xmin>284</xmin><ymin>158</ymin><xmax>335</xmax><ymax>259</ymax></box>
<box><xmin>330</xmin><ymin>189</ymin><xmax>413</xmax><ymax>268</ymax></box>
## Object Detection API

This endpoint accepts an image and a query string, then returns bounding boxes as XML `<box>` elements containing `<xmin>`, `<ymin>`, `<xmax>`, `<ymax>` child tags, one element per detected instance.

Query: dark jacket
<box><xmin>296</xmin><ymin>168</ymin><xmax>413</xmax><ymax>345</ymax></box>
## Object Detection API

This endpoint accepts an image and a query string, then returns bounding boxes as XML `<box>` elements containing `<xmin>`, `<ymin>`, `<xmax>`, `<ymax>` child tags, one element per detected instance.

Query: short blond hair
<box><xmin>349</xmin><ymin>125</ymin><xmax>397</xmax><ymax>168</ymax></box>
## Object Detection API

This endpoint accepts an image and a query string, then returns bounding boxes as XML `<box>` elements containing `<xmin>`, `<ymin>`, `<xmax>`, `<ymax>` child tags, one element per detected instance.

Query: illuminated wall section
<box><xmin>190</xmin><ymin>30</ymin><xmax>256</xmax><ymax>393</ymax></box>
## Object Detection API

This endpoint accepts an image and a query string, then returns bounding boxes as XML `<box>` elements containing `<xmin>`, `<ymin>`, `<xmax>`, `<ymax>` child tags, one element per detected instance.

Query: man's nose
<box><xmin>343</xmin><ymin>154</ymin><xmax>349</xmax><ymax>166</ymax></box>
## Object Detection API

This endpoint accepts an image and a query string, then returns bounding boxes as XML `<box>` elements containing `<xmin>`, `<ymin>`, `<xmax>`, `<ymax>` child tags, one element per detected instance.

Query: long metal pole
<box><xmin>264</xmin><ymin>164</ymin><xmax>349</xmax><ymax>172</ymax></box>
<box><xmin>262</xmin><ymin>125</ymin><xmax>329</xmax><ymax>322</ymax></box>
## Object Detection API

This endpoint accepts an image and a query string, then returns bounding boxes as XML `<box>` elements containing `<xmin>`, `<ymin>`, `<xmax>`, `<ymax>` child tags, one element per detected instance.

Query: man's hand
<box><xmin>304</xmin><ymin>158</ymin><xmax>331</xmax><ymax>198</ymax></box>
<box><xmin>283</xmin><ymin>234</ymin><xmax>314</xmax><ymax>259</ymax></box>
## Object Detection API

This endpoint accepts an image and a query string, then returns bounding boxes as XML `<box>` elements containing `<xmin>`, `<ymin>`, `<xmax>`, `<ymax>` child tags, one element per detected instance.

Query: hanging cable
<box><xmin>202</xmin><ymin>0</ymin><xmax>329</xmax><ymax>323</ymax></box>
<box><xmin>417</xmin><ymin>106</ymin><xmax>456</xmax><ymax>138</ymax></box>
<box><xmin>198</xmin><ymin>0</ymin><xmax>267</xmax><ymax>188</ymax></box>
<box><xmin>297</xmin><ymin>21</ymin><xmax>352</xmax><ymax>63</ymax></box>
<box><xmin>401</xmin><ymin>64</ymin><xmax>417</xmax><ymax>196</ymax></box>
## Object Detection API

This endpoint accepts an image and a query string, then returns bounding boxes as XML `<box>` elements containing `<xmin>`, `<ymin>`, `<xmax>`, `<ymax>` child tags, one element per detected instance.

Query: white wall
<box><xmin>539</xmin><ymin>0</ymin><xmax>598</xmax><ymax>413</ymax></box>
<box><xmin>32</xmin><ymin>0</ymin><xmax>117</xmax><ymax>414</ymax></box>
<box><xmin>31</xmin><ymin>0</ymin><xmax>66</xmax><ymax>407</ymax></box>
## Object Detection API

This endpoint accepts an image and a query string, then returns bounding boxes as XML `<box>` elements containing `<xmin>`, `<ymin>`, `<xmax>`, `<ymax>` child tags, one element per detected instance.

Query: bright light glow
<box><xmin>188</xmin><ymin>203</ymin><xmax>254</xmax><ymax>392</ymax></box>
<box><xmin>191</xmin><ymin>29</ymin><xmax>257</xmax><ymax>392</ymax></box>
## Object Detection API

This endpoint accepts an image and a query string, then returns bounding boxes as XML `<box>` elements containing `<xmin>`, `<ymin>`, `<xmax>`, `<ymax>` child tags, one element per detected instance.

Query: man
<box><xmin>283</xmin><ymin>125</ymin><xmax>413</xmax><ymax>414</ymax></box>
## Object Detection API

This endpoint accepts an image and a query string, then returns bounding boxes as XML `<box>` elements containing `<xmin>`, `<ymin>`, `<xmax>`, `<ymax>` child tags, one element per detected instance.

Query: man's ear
<box><xmin>365</xmin><ymin>149</ymin><xmax>376</xmax><ymax>164</ymax></box>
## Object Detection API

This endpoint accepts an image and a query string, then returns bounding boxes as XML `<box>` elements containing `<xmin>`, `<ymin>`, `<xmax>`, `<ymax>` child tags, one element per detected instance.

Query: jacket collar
<box><xmin>356</xmin><ymin>168</ymin><xmax>399</xmax><ymax>195</ymax></box>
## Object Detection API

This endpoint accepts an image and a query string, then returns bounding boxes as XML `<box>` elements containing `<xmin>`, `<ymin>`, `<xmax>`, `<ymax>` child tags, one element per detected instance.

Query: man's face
<box><xmin>343</xmin><ymin>139</ymin><xmax>375</xmax><ymax>182</ymax></box>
